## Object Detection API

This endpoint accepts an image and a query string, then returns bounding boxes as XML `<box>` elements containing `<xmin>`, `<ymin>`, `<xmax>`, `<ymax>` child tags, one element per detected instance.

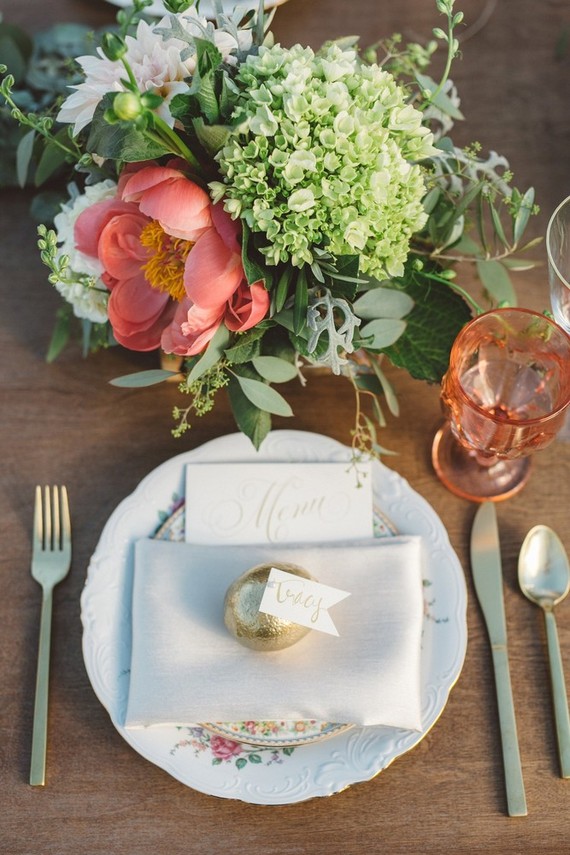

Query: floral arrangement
<box><xmin>0</xmin><ymin>0</ymin><xmax>538</xmax><ymax>452</ymax></box>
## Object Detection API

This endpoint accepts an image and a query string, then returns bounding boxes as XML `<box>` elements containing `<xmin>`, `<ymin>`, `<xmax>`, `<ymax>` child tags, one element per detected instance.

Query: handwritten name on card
<box><xmin>184</xmin><ymin>462</ymin><xmax>373</xmax><ymax>544</ymax></box>
<box><xmin>258</xmin><ymin>568</ymin><xmax>351</xmax><ymax>636</ymax></box>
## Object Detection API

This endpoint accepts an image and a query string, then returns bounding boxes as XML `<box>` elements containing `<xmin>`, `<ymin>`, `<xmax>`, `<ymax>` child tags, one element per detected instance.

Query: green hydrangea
<box><xmin>210</xmin><ymin>42</ymin><xmax>437</xmax><ymax>278</ymax></box>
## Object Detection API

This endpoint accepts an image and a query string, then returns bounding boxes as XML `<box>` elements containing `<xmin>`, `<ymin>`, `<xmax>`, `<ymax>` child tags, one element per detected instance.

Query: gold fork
<box><xmin>30</xmin><ymin>486</ymin><xmax>72</xmax><ymax>786</ymax></box>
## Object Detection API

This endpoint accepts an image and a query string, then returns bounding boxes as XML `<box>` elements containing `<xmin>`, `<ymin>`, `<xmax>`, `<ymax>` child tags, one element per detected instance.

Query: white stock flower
<box><xmin>52</xmin><ymin>180</ymin><xmax>117</xmax><ymax>323</ymax></box>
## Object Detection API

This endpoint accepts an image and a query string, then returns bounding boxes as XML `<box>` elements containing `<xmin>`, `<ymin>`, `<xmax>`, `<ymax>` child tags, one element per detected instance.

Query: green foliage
<box><xmin>380</xmin><ymin>262</ymin><xmax>473</xmax><ymax>383</ymax></box>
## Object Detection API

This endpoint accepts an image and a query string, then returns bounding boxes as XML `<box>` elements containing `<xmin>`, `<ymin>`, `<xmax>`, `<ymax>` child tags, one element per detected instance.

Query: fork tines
<box><xmin>34</xmin><ymin>486</ymin><xmax>71</xmax><ymax>553</ymax></box>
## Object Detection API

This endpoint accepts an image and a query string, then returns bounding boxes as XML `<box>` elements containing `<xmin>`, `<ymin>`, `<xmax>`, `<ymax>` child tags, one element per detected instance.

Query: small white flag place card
<box><xmin>258</xmin><ymin>567</ymin><xmax>351</xmax><ymax>636</ymax></box>
<box><xmin>184</xmin><ymin>461</ymin><xmax>373</xmax><ymax>544</ymax></box>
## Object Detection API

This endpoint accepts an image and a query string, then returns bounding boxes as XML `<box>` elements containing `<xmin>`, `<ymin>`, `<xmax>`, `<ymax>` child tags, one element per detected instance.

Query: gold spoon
<box><xmin>518</xmin><ymin>525</ymin><xmax>570</xmax><ymax>778</ymax></box>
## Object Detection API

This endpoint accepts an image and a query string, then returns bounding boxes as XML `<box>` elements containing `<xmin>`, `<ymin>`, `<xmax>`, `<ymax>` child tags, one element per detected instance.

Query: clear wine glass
<box><xmin>432</xmin><ymin>307</ymin><xmax>570</xmax><ymax>502</ymax></box>
<box><xmin>547</xmin><ymin>195</ymin><xmax>570</xmax><ymax>335</ymax></box>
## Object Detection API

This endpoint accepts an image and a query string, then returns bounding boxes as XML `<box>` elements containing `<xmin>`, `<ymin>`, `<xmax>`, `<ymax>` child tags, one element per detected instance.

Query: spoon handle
<box><xmin>544</xmin><ymin>610</ymin><xmax>570</xmax><ymax>778</ymax></box>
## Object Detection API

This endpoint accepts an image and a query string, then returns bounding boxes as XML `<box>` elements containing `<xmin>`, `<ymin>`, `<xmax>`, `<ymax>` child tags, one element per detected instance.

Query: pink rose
<box><xmin>209</xmin><ymin>736</ymin><xmax>243</xmax><ymax>760</ymax></box>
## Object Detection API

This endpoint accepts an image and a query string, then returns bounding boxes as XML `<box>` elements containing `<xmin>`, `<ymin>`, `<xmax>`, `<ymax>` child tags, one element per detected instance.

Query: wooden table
<box><xmin>2</xmin><ymin>0</ymin><xmax>570</xmax><ymax>851</ymax></box>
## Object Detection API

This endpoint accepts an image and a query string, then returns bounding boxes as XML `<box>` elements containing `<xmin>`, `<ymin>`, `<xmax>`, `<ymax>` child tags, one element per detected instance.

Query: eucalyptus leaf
<box><xmin>358</xmin><ymin>319</ymin><xmax>407</xmax><ymax>349</ymax></box>
<box><xmin>109</xmin><ymin>369</ymin><xmax>178</xmax><ymax>388</ymax></box>
<box><xmin>353</xmin><ymin>287</ymin><xmax>414</xmax><ymax>321</ymax></box>
<box><xmin>227</xmin><ymin>369</ymin><xmax>272</xmax><ymax>450</ymax></box>
<box><xmin>476</xmin><ymin>259</ymin><xmax>516</xmax><ymax>305</ymax></box>
<box><xmin>252</xmin><ymin>355</ymin><xmax>298</xmax><ymax>383</ymax></box>
<box><xmin>186</xmin><ymin>324</ymin><xmax>230</xmax><ymax>384</ymax></box>
<box><xmin>233</xmin><ymin>373</ymin><xmax>293</xmax><ymax>417</ymax></box>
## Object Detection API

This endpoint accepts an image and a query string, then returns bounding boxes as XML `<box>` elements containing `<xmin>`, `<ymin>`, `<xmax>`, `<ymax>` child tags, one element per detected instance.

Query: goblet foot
<box><xmin>431</xmin><ymin>422</ymin><xmax>532</xmax><ymax>502</ymax></box>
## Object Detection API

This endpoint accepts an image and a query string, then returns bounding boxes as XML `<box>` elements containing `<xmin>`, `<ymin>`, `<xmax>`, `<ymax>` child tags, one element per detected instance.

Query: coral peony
<box><xmin>74</xmin><ymin>164</ymin><xmax>269</xmax><ymax>352</ymax></box>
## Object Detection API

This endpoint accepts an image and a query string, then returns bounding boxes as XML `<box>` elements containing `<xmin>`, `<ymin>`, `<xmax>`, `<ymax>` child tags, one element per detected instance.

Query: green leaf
<box><xmin>327</xmin><ymin>254</ymin><xmax>360</xmax><ymax>302</ymax></box>
<box><xmin>252</xmin><ymin>355</ymin><xmax>298</xmax><ymax>383</ymax></box>
<box><xmin>241</xmin><ymin>221</ymin><xmax>270</xmax><ymax>287</ymax></box>
<box><xmin>195</xmin><ymin>70</ymin><xmax>220</xmax><ymax>124</ymax></box>
<box><xmin>502</xmin><ymin>258</ymin><xmax>536</xmax><ymax>272</ymax></box>
<box><xmin>514</xmin><ymin>187</ymin><xmax>535</xmax><ymax>244</ymax></box>
<box><xmin>87</xmin><ymin>93</ymin><xmax>170</xmax><ymax>161</ymax></box>
<box><xmin>16</xmin><ymin>128</ymin><xmax>35</xmax><ymax>187</ymax></box>
<box><xmin>380</xmin><ymin>267</ymin><xmax>473</xmax><ymax>383</ymax></box>
<box><xmin>353</xmin><ymin>374</ymin><xmax>383</xmax><ymax>395</ymax></box>
<box><xmin>282</xmin><ymin>746</ymin><xmax>295</xmax><ymax>756</ymax></box>
<box><xmin>248</xmin><ymin>753</ymin><xmax>262</xmax><ymax>764</ymax></box>
<box><xmin>293</xmin><ymin>268</ymin><xmax>308</xmax><ymax>335</ymax></box>
<box><xmin>451</xmin><ymin>233</ymin><xmax>481</xmax><ymax>255</ymax></box>
<box><xmin>359</xmin><ymin>319</ymin><xmax>407</xmax><ymax>349</ymax></box>
<box><xmin>476</xmin><ymin>259</ymin><xmax>516</xmax><ymax>305</ymax></box>
<box><xmin>353</xmin><ymin>287</ymin><xmax>414</xmax><ymax>321</ymax></box>
<box><xmin>232</xmin><ymin>373</ymin><xmax>293</xmax><ymax>417</ymax></box>
<box><xmin>46</xmin><ymin>306</ymin><xmax>71</xmax><ymax>363</ymax></box>
<box><xmin>186</xmin><ymin>325</ymin><xmax>230</xmax><ymax>384</ymax></box>
<box><xmin>416</xmin><ymin>72</ymin><xmax>465</xmax><ymax>120</ymax></box>
<box><xmin>109</xmin><ymin>369</ymin><xmax>177</xmax><ymax>388</ymax></box>
<box><xmin>423</xmin><ymin>186</ymin><xmax>441</xmax><ymax>214</ymax></box>
<box><xmin>34</xmin><ymin>136</ymin><xmax>68</xmax><ymax>186</ymax></box>
<box><xmin>227</xmin><ymin>372</ymin><xmax>272</xmax><ymax>449</ymax></box>
<box><xmin>439</xmin><ymin>181</ymin><xmax>484</xmax><ymax>244</ymax></box>
<box><xmin>224</xmin><ymin>326</ymin><xmax>266</xmax><ymax>364</ymax></box>
<box><xmin>192</xmin><ymin>117</ymin><xmax>230</xmax><ymax>156</ymax></box>
<box><xmin>273</xmin><ymin>267</ymin><xmax>291</xmax><ymax>314</ymax></box>
<box><xmin>30</xmin><ymin>190</ymin><xmax>67</xmax><ymax>225</ymax></box>
<box><xmin>235</xmin><ymin>757</ymin><xmax>247</xmax><ymax>770</ymax></box>
<box><xmin>0</xmin><ymin>36</ymin><xmax>27</xmax><ymax>84</ymax></box>
<box><xmin>488</xmin><ymin>199</ymin><xmax>509</xmax><ymax>248</ymax></box>
<box><xmin>371</xmin><ymin>359</ymin><xmax>399</xmax><ymax>417</ymax></box>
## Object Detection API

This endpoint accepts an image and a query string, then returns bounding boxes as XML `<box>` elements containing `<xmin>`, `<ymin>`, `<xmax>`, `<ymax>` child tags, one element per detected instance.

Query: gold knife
<box><xmin>470</xmin><ymin>501</ymin><xmax>527</xmax><ymax>817</ymax></box>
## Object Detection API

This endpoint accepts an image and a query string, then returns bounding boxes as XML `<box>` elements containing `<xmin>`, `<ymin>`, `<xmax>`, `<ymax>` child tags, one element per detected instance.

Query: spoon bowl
<box><xmin>518</xmin><ymin>525</ymin><xmax>570</xmax><ymax>778</ymax></box>
<box><xmin>518</xmin><ymin>525</ymin><xmax>570</xmax><ymax>609</ymax></box>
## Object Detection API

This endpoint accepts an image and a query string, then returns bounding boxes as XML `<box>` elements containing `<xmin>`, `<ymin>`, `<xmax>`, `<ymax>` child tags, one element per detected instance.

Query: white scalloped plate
<box><xmin>81</xmin><ymin>430</ymin><xmax>467</xmax><ymax>804</ymax></box>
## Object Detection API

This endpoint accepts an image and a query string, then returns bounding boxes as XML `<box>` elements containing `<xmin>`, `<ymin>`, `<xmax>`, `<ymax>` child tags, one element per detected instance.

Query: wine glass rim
<box><xmin>458</xmin><ymin>306</ymin><xmax>570</xmax><ymax>343</ymax></box>
<box><xmin>546</xmin><ymin>194</ymin><xmax>570</xmax><ymax>291</ymax></box>
<box><xmin>452</xmin><ymin>308</ymin><xmax>570</xmax><ymax>425</ymax></box>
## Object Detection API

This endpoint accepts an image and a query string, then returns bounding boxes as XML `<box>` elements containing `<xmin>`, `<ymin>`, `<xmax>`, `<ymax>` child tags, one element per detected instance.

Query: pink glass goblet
<box><xmin>432</xmin><ymin>308</ymin><xmax>570</xmax><ymax>502</ymax></box>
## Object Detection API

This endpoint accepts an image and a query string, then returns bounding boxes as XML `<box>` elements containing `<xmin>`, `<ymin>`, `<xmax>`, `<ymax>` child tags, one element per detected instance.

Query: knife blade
<box><xmin>470</xmin><ymin>501</ymin><xmax>527</xmax><ymax>817</ymax></box>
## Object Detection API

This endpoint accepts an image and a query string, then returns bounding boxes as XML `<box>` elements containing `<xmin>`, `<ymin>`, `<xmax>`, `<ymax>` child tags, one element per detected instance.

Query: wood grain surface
<box><xmin>2</xmin><ymin>0</ymin><xmax>570</xmax><ymax>852</ymax></box>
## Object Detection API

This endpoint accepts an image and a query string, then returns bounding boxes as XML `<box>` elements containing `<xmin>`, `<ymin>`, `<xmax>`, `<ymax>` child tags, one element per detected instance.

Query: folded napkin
<box><xmin>125</xmin><ymin>537</ymin><xmax>425</xmax><ymax>730</ymax></box>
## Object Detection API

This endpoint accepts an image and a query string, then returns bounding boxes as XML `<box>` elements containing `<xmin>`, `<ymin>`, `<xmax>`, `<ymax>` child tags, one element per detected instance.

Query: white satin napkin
<box><xmin>125</xmin><ymin>537</ymin><xmax>425</xmax><ymax>730</ymax></box>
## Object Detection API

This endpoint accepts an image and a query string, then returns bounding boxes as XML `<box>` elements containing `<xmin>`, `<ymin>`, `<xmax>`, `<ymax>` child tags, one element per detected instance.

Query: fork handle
<box><xmin>30</xmin><ymin>590</ymin><xmax>53</xmax><ymax>786</ymax></box>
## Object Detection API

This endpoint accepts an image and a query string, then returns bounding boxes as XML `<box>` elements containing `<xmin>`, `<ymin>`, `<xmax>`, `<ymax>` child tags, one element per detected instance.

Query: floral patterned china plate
<box><xmin>81</xmin><ymin>430</ymin><xmax>467</xmax><ymax>804</ymax></box>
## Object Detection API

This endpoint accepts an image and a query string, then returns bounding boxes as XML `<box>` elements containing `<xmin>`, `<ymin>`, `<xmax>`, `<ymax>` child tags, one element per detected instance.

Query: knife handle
<box><xmin>491</xmin><ymin>645</ymin><xmax>527</xmax><ymax>817</ymax></box>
